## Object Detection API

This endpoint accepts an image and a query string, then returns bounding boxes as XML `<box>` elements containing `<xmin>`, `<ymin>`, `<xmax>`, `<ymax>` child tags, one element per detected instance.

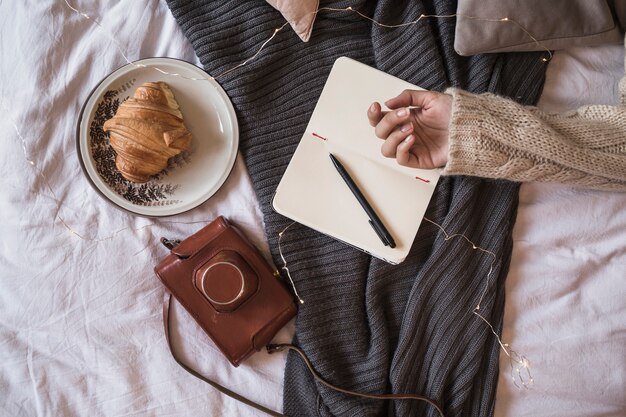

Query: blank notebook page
<box><xmin>273</xmin><ymin>57</ymin><xmax>440</xmax><ymax>264</ymax></box>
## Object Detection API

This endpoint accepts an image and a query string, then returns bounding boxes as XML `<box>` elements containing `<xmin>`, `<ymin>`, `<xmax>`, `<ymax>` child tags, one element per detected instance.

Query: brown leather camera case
<box><xmin>154</xmin><ymin>216</ymin><xmax>296</xmax><ymax>367</ymax></box>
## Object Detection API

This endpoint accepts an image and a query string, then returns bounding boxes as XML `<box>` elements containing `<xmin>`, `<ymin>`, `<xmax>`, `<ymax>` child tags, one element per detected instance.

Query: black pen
<box><xmin>329</xmin><ymin>153</ymin><xmax>396</xmax><ymax>248</ymax></box>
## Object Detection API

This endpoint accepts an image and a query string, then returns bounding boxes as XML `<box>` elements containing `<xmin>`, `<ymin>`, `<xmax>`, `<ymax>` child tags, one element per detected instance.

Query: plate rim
<box><xmin>76</xmin><ymin>57</ymin><xmax>239</xmax><ymax>218</ymax></box>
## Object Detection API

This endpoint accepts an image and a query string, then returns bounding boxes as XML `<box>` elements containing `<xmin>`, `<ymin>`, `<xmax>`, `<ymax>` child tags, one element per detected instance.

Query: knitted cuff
<box><xmin>442</xmin><ymin>88</ymin><xmax>494</xmax><ymax>177</ymax></box>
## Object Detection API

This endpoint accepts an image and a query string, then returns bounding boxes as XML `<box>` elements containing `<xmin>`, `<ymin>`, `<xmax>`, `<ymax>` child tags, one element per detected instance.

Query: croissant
<box><xmin>103</xmin><ymin>81</ymin><xmax>192</xmax><ymax>183</ymax></box>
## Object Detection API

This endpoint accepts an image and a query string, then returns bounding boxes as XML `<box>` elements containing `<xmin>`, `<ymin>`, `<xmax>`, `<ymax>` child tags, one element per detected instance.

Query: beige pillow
<box><xmin>454</xmin><ymin>0</ymin><xmax>624</xmax><ymax>55</ymax></box>
<box><xmin>266</xmin><ymin>0</ymin><xmax>319</xmax><ymax>42</ymax></box>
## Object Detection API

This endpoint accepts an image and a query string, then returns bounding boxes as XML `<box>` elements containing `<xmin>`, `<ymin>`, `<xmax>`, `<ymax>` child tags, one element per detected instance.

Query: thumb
<box><xmin>385</xmin><ymin>89</ymin><xmax>441</xmax><ymax>110</ymax></box>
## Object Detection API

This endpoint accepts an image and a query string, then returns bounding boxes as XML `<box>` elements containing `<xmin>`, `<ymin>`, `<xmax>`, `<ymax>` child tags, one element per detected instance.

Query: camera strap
<box><xmin>163</xmin><ymin>292</ymin><xmax>286</xmax><ymax>416</ymax></box>
<box><xmin>162</xmin><ymin>292</ymin><xmax>445</xmax><ymax>417</ymax></box>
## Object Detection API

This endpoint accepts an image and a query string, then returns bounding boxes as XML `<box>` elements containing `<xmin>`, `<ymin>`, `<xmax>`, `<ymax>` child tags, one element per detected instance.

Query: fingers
<box><xmin>370</xmin><ymin>90</ymin><xmax>444</xmax><ymax>139</ymax></box>
<box><xmin>368</xmin><ymin>98</ymin><xmax>421</xmax><ymax>168</ymax></box>
<box><xmin>385</xmin><ymin>89</ymin><xmax>443</xmax><ymax>110</ymax></box>
<box><xmin>367</xmin><ymin>102</ymin><xmax>383</xmax><ymax>127</ymax></box>
<box><xmin>381</xmin><ymin>130</ymin><xmax>418</xmax><ymax>168</ymax></box>
<box><xmin>374</xmin><ymin>107</ymin><xmax>411</xmax><ymax>139</ymax></box>
<box><xmin>368</xmin><ymin>90</ymin><xmax>444</xmax><ymax>169</ymax></box>
<box><xmin>380</xmin><ymin>125</ymin><xmax>413</xmax><ymax>158</ymax></box>
<box><xmin>396</xmin><ymin>135</ymin><xmax>416</xmax><ymax>167</ymax></box>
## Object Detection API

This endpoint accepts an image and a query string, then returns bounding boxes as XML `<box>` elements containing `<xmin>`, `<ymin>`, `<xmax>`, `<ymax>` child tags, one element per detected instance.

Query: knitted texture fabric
<box><xmin>444</xmin><ymin>35</ymin><xmax>626</xmax><ymax>191</ymax></box>
<box><xmin>164</xmin><ymin>1</ymin><xmax>547</xmax><ymax>416</ymax></box>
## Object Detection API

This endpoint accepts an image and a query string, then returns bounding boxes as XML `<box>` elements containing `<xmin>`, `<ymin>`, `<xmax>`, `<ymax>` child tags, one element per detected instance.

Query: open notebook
<box><xmin>273</xmin><ymin>57</ymin><xmax>440</xmax><ymax>264</ymax></box>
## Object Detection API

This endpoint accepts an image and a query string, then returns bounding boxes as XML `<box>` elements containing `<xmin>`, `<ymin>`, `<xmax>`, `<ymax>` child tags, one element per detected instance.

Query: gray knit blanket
<box><xmin>165</xmin><ymin>1</ymin><xmax>546</xmax><ymax>416</ymax></box>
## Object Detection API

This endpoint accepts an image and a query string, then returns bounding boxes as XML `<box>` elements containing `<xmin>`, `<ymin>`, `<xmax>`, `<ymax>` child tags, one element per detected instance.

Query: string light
<box><xmin>38</xmin><ymin>1</ymin><xmax>549</xmax><ymax>242</ymax></box>
<box><xmin>423</xmin><ymin>216</ymin><xmax>534</xmax><ymax>388</ymax></box>
<box><xmin>63</xmin><ymin>1</ymin><xmax>136</xmax><ymax>70</ymax></box>
<box><xmin>1</xmin><ymin>97</ymin><xmax>212</xmax><ymax>241</ymax></box>
<box><xmin>314</xmin><ymin>7</ymin><xmax>551</xmax><ymax>60</ymax></box>
<box><xmin>274</xmin><ymin>212</ymin><xmax>533</xmax><ymax>388</ymax></box>
<box><xmin>277</xmin><ymin>222</ymin><xmax>305</xmax><ymax>304</ymax></box>
<box><xmin>63</xmin><ymin>1</ymin><xmax>550</xmax><ymax>85</ymax></box>
<box><xmin>215</xmin><ymin>23</ymin><xmax>290</xmax><ymax>79</ymax></box>
<box><xmin>7</xmin><ymin>2</ymin><xmax>538</xmax><ymax>387</ymax></box>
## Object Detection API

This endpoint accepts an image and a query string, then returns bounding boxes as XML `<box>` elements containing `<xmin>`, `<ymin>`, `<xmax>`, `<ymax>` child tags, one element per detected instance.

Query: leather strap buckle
<box><xmin>160</xmin><ymin>237</ymin><xmax>181</xmax><ymax>250</ymax></box>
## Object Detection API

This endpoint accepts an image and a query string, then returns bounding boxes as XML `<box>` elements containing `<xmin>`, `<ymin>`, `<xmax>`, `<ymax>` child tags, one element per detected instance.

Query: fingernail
<box><xmin>401</xmin><ymin>124</ymin><xmax>412</xmax><ymax>133</ymax></box>
<box><xmin>396</xmin><ymin>108</ymin><xmax>408</xmax><ymax>117</ymax></box>
<box><xmin>369</xmin><ymin>103</ymin><xmax>377</xmax><ymax>113</ymax></box>
<box><xmin>404</xmin><ymin>135</ymin><xmax>414</xmax><ymax>143</ymax></box>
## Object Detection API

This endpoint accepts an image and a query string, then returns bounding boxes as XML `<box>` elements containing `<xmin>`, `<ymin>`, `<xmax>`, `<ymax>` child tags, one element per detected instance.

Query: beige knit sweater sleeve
<box><xmin>443</xmin><ymin>40</ymin><xmax>626</xmax><ymax>191</ymax></box>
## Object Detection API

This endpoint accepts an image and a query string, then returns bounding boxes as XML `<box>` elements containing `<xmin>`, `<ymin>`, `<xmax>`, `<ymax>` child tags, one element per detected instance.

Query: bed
<box><xmin>0</xmin><ymin>1</ymin><xmax>624</xmax><ymax>416</ymax></box>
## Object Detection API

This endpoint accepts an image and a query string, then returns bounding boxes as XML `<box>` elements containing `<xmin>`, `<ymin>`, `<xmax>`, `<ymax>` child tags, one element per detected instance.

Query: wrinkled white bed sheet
<box><xmin>0</xmin><ymin>1</ymin><xmax>624</xmax><ymax>416</ymax></box>
<box><xmin>495</xmin><ymin>44</ymin><xmax>626</xmax><ymax>416</ymax></box>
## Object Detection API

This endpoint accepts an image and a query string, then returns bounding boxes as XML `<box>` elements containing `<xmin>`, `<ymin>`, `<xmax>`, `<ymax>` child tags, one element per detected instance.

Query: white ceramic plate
<box><xmin>77</xmin><ymin>57</ymin><xmax>238</xmax><ymax>217</ymax></box>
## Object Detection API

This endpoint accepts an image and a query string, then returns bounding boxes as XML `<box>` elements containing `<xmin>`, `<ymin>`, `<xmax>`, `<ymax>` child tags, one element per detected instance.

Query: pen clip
<box><xmin>369</xmin><ymin>220</ymin><xmax>390</xmax><ymax>247</ymax></box>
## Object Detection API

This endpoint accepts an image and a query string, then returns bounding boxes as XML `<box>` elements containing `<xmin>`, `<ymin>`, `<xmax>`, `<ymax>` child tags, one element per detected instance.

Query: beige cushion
<box><xmin>454</xmin><ymin>0</ymin><xmax>624</xmax><ymax>55</ymax></box>
<box><xmin>266</xmin><ymin>0</ymin><xmax>319</xmax><ymax>42</ymax></box>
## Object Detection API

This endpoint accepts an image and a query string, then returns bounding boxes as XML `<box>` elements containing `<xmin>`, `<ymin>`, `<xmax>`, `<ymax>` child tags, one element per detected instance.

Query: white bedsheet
<box><xmin>0</xmin><ymin>1</ymin><xmax>624</xmax><ymax>416</ymax></box>
<box><xmin>495</xmin><ymin>44</ymin><xmax>626</xmax><ymax>417</ymax></box>
<box><xmin>0</xmin><ymin>2</ymin><xmax>286</xmax><ymax>416</ymax></box>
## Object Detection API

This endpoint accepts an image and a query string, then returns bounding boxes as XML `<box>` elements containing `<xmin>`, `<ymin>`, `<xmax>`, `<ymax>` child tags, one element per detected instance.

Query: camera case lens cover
<box><xmin>194</xmin><ymin>250</ymin><xmax>258</xmax><ymax>313</ymax></box>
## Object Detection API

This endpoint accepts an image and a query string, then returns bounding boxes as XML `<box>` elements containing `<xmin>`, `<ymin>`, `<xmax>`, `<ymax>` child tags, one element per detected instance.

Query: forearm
<box><xmin>442</xmin><ymin>88</ymin><xmax>626</xmax><ymax>191</ymax></box>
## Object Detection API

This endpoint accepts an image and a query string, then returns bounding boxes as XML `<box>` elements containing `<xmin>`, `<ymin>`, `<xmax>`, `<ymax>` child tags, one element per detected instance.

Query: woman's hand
<box><xmin>367</xmin><ymin>90</ymin><xmax>452</xmax><ymax>169</ymax></box>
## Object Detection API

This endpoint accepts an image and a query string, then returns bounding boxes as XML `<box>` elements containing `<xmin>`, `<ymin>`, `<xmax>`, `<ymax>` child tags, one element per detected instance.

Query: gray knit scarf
<box><xmin>165</xmin><ymin>1</ymin><xmax>547</xmax><ymax>416</ymax></box>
